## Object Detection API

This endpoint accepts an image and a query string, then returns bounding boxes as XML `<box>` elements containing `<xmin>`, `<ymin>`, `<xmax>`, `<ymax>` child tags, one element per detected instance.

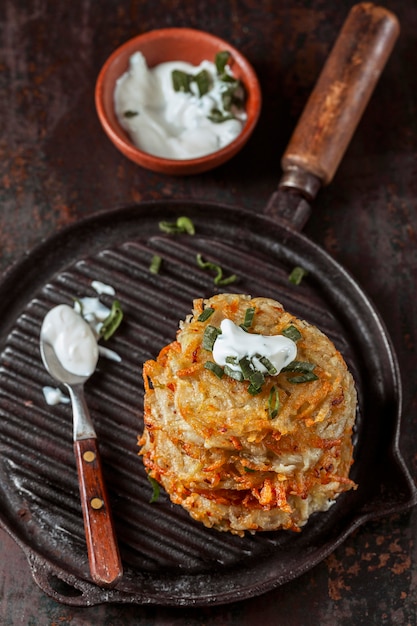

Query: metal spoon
<box><xmin>40</xmin><ymin>332</ymin><xmax>123</xmax><ymax>587</ymax></box>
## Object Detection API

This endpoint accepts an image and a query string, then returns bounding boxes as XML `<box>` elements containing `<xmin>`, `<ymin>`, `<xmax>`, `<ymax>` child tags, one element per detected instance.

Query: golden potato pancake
<box><xmin>139</xmin><ymin>294</ymin><xmax>357</xmax><ymax>535</ymax></box>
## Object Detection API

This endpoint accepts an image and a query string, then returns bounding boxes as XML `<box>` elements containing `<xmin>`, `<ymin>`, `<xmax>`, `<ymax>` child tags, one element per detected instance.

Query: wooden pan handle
<box><xmin>74</xmin><ymin>438</ymin><xmax>123</xmax><ymax>587</ymax></box>
<box><xmin>281</xmin><ymin>3</ymin><xmax>399</xmax><ymax>191</ymax></box>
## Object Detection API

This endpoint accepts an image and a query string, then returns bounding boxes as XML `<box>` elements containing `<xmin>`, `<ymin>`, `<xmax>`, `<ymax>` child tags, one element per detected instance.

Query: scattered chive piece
<box><xmin>207</xmin><ymin>109</ymin><xmax>235</xmax><ymax>124</ymax></box>
<box><xmin>204</xmin><ymin>361</ymin><xmax>224</xmax><ymax>378</ymax></box>
<box><xmin>176</xmin><ymin>216</ymin><xmax>195</xmax><ymax>235</ymax></box>
<box><xmin>225</xmin><ymin>355</ymin><xmax>239</xmax><ymax>365</ymax></box>
<box><xmin>196</xmin><ymin>253</ymin><xmax>237</xmax><ymax>286</ymax></box>
<box><xmin>243</xmin><ymin>466</ymin><xmax>256</xmax><ymax>473</ymax></box>
<box><xmin>215</xmin><ymin>50</ymin><xmax>231</xmax><ymax>75</ymax></box>
<box><xmin>239</xmin><ymin>356</ymin><xmax>254</xmax><ymax>380</ymax></box>
<box><xmin>257</xmin><ymin>354</ymin><xmax>278</xmax><ymax>375</ymax></box>
<box><xmin>124</xmin><ymin>110</ymin><xmax>139</xmax><ymax>118</ymax></box>
<box><xmin>149</xmin><ymin>254</ymin><xmax>162</xmax><ymax>275</ymax></box>
<box><xmin>202</xmin><ymin>325</ymin><xmax>222</xmax><ymax>351</ymax></box>
<box><xmin>194</xmin><ymin>69</ymin><xmax>211</xmax><ymax>96</ymax></box>
<box><xmin>288</xmin><ymin>372</ymin><xmax>319</xmax><ymax>384</ymax></box>
<box><xmin>159</xmin><ymin>216</ymin><xmax>195</xmax><ymax>235</ymax></box>
<box><xmin>268</xmin><ymin>386</ymin><xmax>280</xmax><ymax>419</ymax></box>
<box><xmin>99</xmin><ymin>300</ymin><xmax>123</xmax><ymax>341</ymax></box>
<box><xmin>289</xmin><ymin>266</ymin><xmax>308</xmax><ymax>285</ymax></box>
<box><xmin>147</xmin><ymin>475</ymin><xmax>160</xmax><ymax>503</ymax></box>
<box><xmin>224</xmin><ymin>365</ymin><xmax>244</xmax><ymax>381</ymax></box>
<box><xmin>240</xmin><ymin>307</ymin><xmax>255</xmax><ymax>330</ymax></box>
<box><xmin>282</xmin><ymin>325</ymin><xmax>302</xmax><ymax>342</ymax></box>
<box><xmin>249</xmin><ymin>369</ymin><xmax>265</xmax><ymax>389</ymax></box>
<box><xmin>172</xmin><ymin>69</ymin><xmax>193</xmax><ymax>92</ymax></box>
<box><xmin>248</xmin><ymin>382</ymin><xmax>262</xmax><ymax>396</ymax></box>
<box><xmin>197</xmin><ymin>307</ymin><xmax>215</xmax><ymax>322</ymax></box>
<box><xmin>282</xmin><ymin>361</ymin><xmax>316</xmax><ymax>373</ymax></box>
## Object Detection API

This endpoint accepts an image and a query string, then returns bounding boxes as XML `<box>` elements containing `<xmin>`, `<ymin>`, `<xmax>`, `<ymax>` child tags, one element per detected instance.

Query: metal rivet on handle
<box><xmin>91</xmin><ymin>497</ymin><xmax>104</xmax><ymax>510</ymax></box>
<box><xmin>83</xmin><ymin>450</ymin><xmax>96</xmax><ymax>463</ymax></box>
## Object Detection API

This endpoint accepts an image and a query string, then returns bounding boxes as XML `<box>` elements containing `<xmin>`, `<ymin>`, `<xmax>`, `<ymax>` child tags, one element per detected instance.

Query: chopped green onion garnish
<box><xmin>225</xmin><ymin>355</ymin><xmax>239</xmax><ymax>365</ymax></box>
<box><xmin>197</xmin><ymin>307</ymin><xmax>215</xmax><ymax>322</ymax></box>
<box><xmin>257</xmin><ymin>354</ymin><xmax>278</xmax><ymax>375</ymax></box>
<box><xmin>288</xmin><ymin>372</ymin><xmax>319</xmax><ymax>384</ymax></box>
<box><xmin>194</xmin><ymin>69</ymin><xmax>211</xmax><ymax>96</ymax></box>
<box><xmin>202</xmin><ymin>325</ymin><xmax>222</xmax><ymax>351</ymax></box>
<box><xmin>207</xmin><ymin>108</ymin><xmax>235</xmax><ymax>124</ymax></box>
<box><xmin>176</xmin><ymin>216</ymin><xmax>195</xmax><ymax>235</ymax></box>
<box><xmin>99</xmin><ymin>300</ymin><xmax>123</xmax><ymax>341</ymax></box>
<box><xmin>289</xmin><ymin>266</ymin><xmax>308</xmax><ymax>285</ymax></box>
<box><xmin>248</xmin><ymin>382</ymin><xmax>262</xmax><ymax>396</ymax></box>
<box><xmin>243</xmin><ymin>466</ymin><xmax>256</xmax><ymax>473</ymax></box>
<box><xmin>215</xmin><ymin>50</ymin><xmax>231</xmax><ymax>75</ymax></box>
<box><xmin>73</xmin><ymin>297</ymin><xmax>83</xmax><ymax>316</ymax></box>
<box><xmin>249</xmin><ymin>369</ymin><xmax>265</xmax><ymax>389</ymax></box>
<box><xmin>149</xmin><ymin>254</ymin><xmax>162</xmax><ymax>275</ymax></box>
<box><xmin>282</xmin><ymin>325</ymin><xmax>302</xmax><ymax>342</ymax></box>
<box><xmin>159</xmin><ymin>216</ymin><xmax>195</xmax><ymax>235</ymax></box>
<box><xmin>224</xmin><ymin>365</ymin><xmax>244</xmax><ymax>381</ymax></box>
<box><xmin>147</xmin><ymin>475</ymin><xmax>160</xmax><ymax>503</ymax></box>
<box><xmin>282</xmin><ymin>361</ymin><xmax>316</xmax><ymax>373</ymax></box>
<box><xmin>239</xmin><ymin>356</ymin><xmax>254</xmax><ymax>380</ymax></box>
<box><xmin>268</xmin><ymin>386</ymin><xmax>280</xmax><ymax>419</ymax></box>
<box><xmin>172</xmin><ymin>69</ymin><xmax>193</xmax><ymax>92</ymax></box>
<box><xmin>240</xmin><ymin>307</ymin><xmax>255</xmax><ymax>330</ymax></box>
<box><xmin>204</xmin><ymin>361</ymin><xmax>224</xmax><ymax>378</ymax></box>
<box><xmin>124</xmin><ymin>110</ymin><xmax>139</xmax><ymax>118</ymax></box>
<box><xmin>196</xmin><ymin>253</ymin><xmax>237</xmax><ymax>286</ymax></box>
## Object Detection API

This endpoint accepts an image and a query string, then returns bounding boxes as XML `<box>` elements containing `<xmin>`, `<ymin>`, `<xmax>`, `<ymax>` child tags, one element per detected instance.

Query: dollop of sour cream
<box><xmin>42</xmin><ymin>304</ymin><xmax>99</xmax><ymax>377</ymax></box>
<box><xmin>114</xmin><ymin>52</ymin><xmax>246</xmax><ymax>160</ymax></box>
<box><xmin>212</xmin><ymin>319</ymin><xmax>297</xmax><ymax>376</ymax></box>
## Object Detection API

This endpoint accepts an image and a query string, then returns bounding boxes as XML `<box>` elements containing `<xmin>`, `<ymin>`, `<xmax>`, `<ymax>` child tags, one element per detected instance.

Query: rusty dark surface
<box><xmin>1</xmin><ymin>0</ymin><xmax>417</xmax><ymax>624</ymax></box>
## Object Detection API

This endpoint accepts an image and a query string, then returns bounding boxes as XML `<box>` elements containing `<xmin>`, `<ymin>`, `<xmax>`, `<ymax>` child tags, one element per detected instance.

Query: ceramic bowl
<box><xmin>95</xmin><ymin>28</ymin><xmax>262</xmax><ymax>175</ymax></box>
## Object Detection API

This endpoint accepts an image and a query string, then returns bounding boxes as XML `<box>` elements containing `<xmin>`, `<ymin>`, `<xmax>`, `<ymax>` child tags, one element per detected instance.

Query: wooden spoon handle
<box><xmin>74</xmin><ymin>438</ymin><xmax>123</xmax><ymax>587</ymax></box>
<box><xmin>281</xmin><ymin>3</ymin><xmax>400</xmax><ymax>189</ymax></box>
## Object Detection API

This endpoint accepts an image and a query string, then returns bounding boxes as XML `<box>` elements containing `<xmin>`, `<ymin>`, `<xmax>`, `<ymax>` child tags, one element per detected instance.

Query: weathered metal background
<box><xmin>1</xmin><ymin>0</ymin><xmax>417</xmax><ymax>624</ymax></box>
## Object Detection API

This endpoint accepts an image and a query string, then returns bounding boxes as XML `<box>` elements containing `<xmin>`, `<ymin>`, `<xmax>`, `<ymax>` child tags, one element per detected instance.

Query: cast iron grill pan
<box><xmin>0</xmin><ymin>201</ymin><xmax>415</xmax><ymax>606</ymax></box>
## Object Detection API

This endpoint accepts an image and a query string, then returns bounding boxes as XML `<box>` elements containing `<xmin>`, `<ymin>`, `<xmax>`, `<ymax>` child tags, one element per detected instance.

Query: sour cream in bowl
<box><xmin>95</xmin><ymin>28</ymin><xmax>262</xmax><ymax>175</ymax></box>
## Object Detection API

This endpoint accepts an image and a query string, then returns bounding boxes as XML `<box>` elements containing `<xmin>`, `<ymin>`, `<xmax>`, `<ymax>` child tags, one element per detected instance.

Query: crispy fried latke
<box><xmin>138</xmin><ymin>294</ymin><xmax>357</xmax><ymax>536</ymax></box>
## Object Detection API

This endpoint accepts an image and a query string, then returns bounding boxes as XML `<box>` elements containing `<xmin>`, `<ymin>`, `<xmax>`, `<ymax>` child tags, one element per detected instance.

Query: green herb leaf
<box><xmin>194</xmin><ymin>69</ymin><xmax>211</xmax><ymax>96</ymax></box>
<box><xmin>172</xmin><ymin>69</ymin><xmax>193</xmax><ymax>93</ymax></box>
<box><xmin>248</xmin><ymin>382</ymin><xmax>263</xmax><ymax>395</ymax></box>
<box><xmin>215</xmin><ymin>51</ymin><xmax>231</xmax><ymax>75</ymax></box>
<box><xmin>240</xmin><ymin>307</ymin><xmax>255</xmax><ymax>330</ymax></box>
<box><xmin>204</xmin><ymin>361</ymin><xmax>224</xmax><ymax>378</ymax></box>
<box><xmin>282</xmin><ymin>325</ymin><xmax>302</xmax><ymax>342</ymax></box>
<box><xmin>207</xmin><ymin>108</ymin><xmax>235</xmax><ymax>124</ymax></box>
<box><xmin>289</xmin><ymin>266</ymin><xmax>308</xmax><ymax>285</ymax></box>
<box><xmin>282</xmin><ymin>361</ymin><xmax>316</xmax><ymax>373</ymax></box>
<box><xmin>268</xmin><ymin>385</ymin><xmax>280</xmax><ymax>419</ymax></box>
<box><xmin>176</xmin><ymin>216</ymin><xmax>195</xmax><ymax>235</ymax></box>
<box><xmin>202</xmin><ymin>325</ymin><xmax>222</xmax><ymax>351</ymax></box>
<box><xmin>159</xmin><ymin>216</ymin><xmax>195</xmax><ymax>235</ymax></box>
<box><xmin>197</xmin><ymin>307</ymin><xmax>215</xmax><ymax>322</ymax></box>
<box><xmin>243</xmin><ymin>466</ymin><xmax>256</xmax><ymax>473</ymax></box>
<box><xmin>124</xmin><ymin>110</ymin><xmax>139</xmax><ymax>118</ymax></box>
<box><xmin>224</xmin><ymin>365</ymin><xmax>244</xmax><ymax>381</ymax></box>
<box><xmin>196</xmin><ymin>253</ymin><xmax>237</xmax><ymax>286</ymax></box>
<box><xmin>99</xmin><ymin>300</ymin><xmax>123</xmax><ymax>341</ymax></box>
<box><xmin>149</xmin><ymin>254</ymin><xmax>162</xmax><ymax>275</ymax></box>
<box><xmin>257</xmin><ymin>354</ymin><xmax>278</xmax><ymax>376</ymax></box>
<box><xmin>239</xmin><ymin>356</ymin><xmax>254</xmax><ymax>380</ymax></box>
<box><xmin>147</xmin><ymin>475</ymin><xmax>160</xmax><ymax>503</ymax></box>
<box><xmin>287</xmin><ymin>372</ymin><xmax>319</xmax><ymax>384</ymax></box>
